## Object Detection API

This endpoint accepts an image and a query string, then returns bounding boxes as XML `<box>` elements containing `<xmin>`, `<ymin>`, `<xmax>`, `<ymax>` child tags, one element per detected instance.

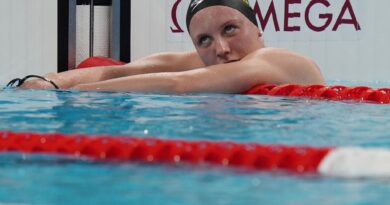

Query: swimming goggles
<box><xmin>5</xmin><ymin>75</ymin><xmax>59</xmax><ymax>89</ymax></box>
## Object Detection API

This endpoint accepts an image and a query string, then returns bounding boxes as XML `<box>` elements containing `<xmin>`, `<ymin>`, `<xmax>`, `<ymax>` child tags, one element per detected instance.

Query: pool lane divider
<box><xmin>79</xmin><ymin>57</ymin><xmax>390</xmax><ymax>104</ymax></box>
<box><xmin>1</xmin><ymin>130</ymin><xmax>390</xmax><ymax>178</ymax></box>
<box><xmin>245</xmin><ymin>84</ymin><xmax>390</xmax><ymax>104</ymax></box>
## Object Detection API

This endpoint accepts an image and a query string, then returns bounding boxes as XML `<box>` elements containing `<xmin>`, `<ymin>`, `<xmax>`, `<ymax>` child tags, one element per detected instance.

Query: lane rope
<box><xmin>245</xmin><ymin>84</ymin><xmax>390</xmax><ymax>104</ymax></box>
<box><xmin>0</xmin><ymin>130</ymin><xmax>330</xmax><ymax>173</ymax></box>
<box><xmin>2</xmin><ymin>130</ymin><xmax>390</xmax><ymax>178</ymax></box>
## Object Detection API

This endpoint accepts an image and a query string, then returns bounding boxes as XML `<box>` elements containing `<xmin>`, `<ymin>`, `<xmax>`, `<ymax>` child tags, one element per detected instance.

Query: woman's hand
<box><xmin>19</xmin><ymin>73</ymin><xmax>60</xmax><ymax>89</ymax></box>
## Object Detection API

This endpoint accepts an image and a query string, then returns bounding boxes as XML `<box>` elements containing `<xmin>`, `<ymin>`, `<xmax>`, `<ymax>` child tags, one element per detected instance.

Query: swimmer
<box><xmin>20</xmin><ymin>0</ymin><xmax>324</xmax><ymax>93</ymax></box>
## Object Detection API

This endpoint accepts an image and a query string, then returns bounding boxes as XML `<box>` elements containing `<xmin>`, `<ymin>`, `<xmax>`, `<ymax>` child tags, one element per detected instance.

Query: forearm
<box><xmin>111</xmin><ymin>51</ymin><xmax>204</xmax><ymax>77</ymax></box>
<box><xmin>50</xmin><ymin>51</ymin><xmax>203</xmax><ymax>89</ymax></box>
<box><xmin>73</xmin><ymin>72</ymin><xmax>181</xmax><ymax>93</ymax></box>
<box><xmin>72</xmin><ymin>63</ymin><xmax>251</xmax><ymax>94</ymax></box>
<box><xmin>46</xmin><ymin>66</ymin><xmax>116</xmax><ymax>89</ymax></box>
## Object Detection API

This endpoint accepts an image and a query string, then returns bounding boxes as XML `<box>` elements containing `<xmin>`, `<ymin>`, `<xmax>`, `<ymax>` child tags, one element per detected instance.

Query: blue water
<box><xmin>0</xmin><ymin>86</ymin><xmax>390</xmax><ymax>205</ymax></box>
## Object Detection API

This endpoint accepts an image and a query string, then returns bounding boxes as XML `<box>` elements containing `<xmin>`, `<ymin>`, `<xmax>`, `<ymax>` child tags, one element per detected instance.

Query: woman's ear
<box><xmin>259</xmin><ymin>30</ymin><xmax>263</xmax><ymax>37</ymax></box>
<box><xmin>258</xmin><ymin>30</ymin><xmax>265</xmax><ymax>46</ymax></box>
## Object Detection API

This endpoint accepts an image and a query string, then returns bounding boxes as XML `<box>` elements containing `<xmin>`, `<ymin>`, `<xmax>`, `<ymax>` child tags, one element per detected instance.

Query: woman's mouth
<box><xmin>225</xmin><ymin>59</ymin><xmax>240</xmax><ymax>64</ymax></box>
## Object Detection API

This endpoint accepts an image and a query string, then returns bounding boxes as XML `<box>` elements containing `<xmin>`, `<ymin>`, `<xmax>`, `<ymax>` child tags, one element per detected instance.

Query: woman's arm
<box><xmin>72</xmin><ymin>59</ymin><xmax>269</xmax><ymax>93</ymax></box>
<box><xmin>21</xmin><ymin>51</ymin><xmax>204</xmax><ymax>89</ymax></box>
<box><xmin>72</xmin><ymin>48</ymin><xmax>324</xmax><ymax>94</ymax></box>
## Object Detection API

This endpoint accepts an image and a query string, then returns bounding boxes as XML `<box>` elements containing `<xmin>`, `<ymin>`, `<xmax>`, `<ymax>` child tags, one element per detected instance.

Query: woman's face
<box><xmin>189</xmin><ymin>6</ymin><xmax>264</xmax><ymax>66</ymax></box>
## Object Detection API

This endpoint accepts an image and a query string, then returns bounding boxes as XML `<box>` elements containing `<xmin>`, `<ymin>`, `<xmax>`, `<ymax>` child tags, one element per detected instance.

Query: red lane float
<box><xmin>78</xmin><ymin>57</ymin><xmax>390</xmax><ymax>104</ymax></box>
<box><xmin>0</xmin><ymin>130</ymin><xmax>330</xmax><ymax>173</ymax></box>
<box><xmin>3</xmin><ymin>130</ymin><xmax>390</xmax><ymax>178</ymax></box>
<box><xmin>77</xmin><ymin>56</ymin><xmax>126</xmax><ymax>69</ymax></box>
<box><xmin>246</xmin><ymin>84</ymin><xmax>390</xmax><ymax>104</ymax></box>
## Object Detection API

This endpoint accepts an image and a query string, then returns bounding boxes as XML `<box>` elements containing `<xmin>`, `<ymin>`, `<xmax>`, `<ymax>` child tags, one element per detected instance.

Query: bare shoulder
<box><xmin>248</xmin><ymin>47</ymin><xmax>317</xmax><ymax>69</ymax></box>
<box><xmin>246</xmin><ymin>47</ymin><xmax>325</xmax><ymax>85</ymax></box>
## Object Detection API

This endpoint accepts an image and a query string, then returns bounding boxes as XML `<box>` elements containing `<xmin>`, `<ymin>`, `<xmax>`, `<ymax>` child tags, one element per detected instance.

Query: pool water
<box><xmin>0</xmin><ymin>86</ymin><xmax>390</xmax><ymax>205</ymax></box>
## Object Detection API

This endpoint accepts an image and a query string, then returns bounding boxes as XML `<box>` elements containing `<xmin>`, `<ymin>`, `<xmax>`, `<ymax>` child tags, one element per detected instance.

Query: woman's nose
<box><xmin>215</xmin><ymin>38</ymin><xmax>231</xmax><ymax>58</ymax></box>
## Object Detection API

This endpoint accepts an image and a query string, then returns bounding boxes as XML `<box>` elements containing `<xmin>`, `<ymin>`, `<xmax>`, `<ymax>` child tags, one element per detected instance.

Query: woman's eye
<box><xmin>199</xmin><ymin>36</ymin><xmax>211</xmax><ymax>46</ymax></box>
<box><xmin>225</xmin><ymin>25</ymin><xmax>237</xmax><ymax>34</ymax></box>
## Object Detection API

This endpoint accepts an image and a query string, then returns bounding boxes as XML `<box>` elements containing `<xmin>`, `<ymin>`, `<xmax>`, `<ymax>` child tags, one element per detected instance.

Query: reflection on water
<box><xmin>1</xmin><ymin>89</ymin><xmax>390</xmax><ymax>147</ymax></box>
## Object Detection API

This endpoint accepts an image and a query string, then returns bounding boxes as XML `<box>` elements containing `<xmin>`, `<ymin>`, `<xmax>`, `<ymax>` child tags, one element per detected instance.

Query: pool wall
<box><xmin>0</xmin><ymin>0</ymin><xmax>57</xmax><ymax>85</ymax></box>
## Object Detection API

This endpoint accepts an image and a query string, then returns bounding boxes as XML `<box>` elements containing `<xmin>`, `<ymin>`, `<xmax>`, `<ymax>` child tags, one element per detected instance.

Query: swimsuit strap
<box><xmin>5</xmin><ymin>75</ymin><xmax>59</xmax><ymax>89</ymax></box>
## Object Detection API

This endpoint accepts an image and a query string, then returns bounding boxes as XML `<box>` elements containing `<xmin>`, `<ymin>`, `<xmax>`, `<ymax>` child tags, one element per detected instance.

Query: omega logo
<box><xmin>170</xmin><ymin>0</ymin><xmax>361</xmax><ymax>33</ymax></box>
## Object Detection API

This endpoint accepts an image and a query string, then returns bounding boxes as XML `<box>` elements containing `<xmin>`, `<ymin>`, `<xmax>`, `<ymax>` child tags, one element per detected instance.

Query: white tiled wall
<box><xmin>0</xmin><ymin>0</ymin><xmax>57</xmax><ymax>85</ymax></box>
